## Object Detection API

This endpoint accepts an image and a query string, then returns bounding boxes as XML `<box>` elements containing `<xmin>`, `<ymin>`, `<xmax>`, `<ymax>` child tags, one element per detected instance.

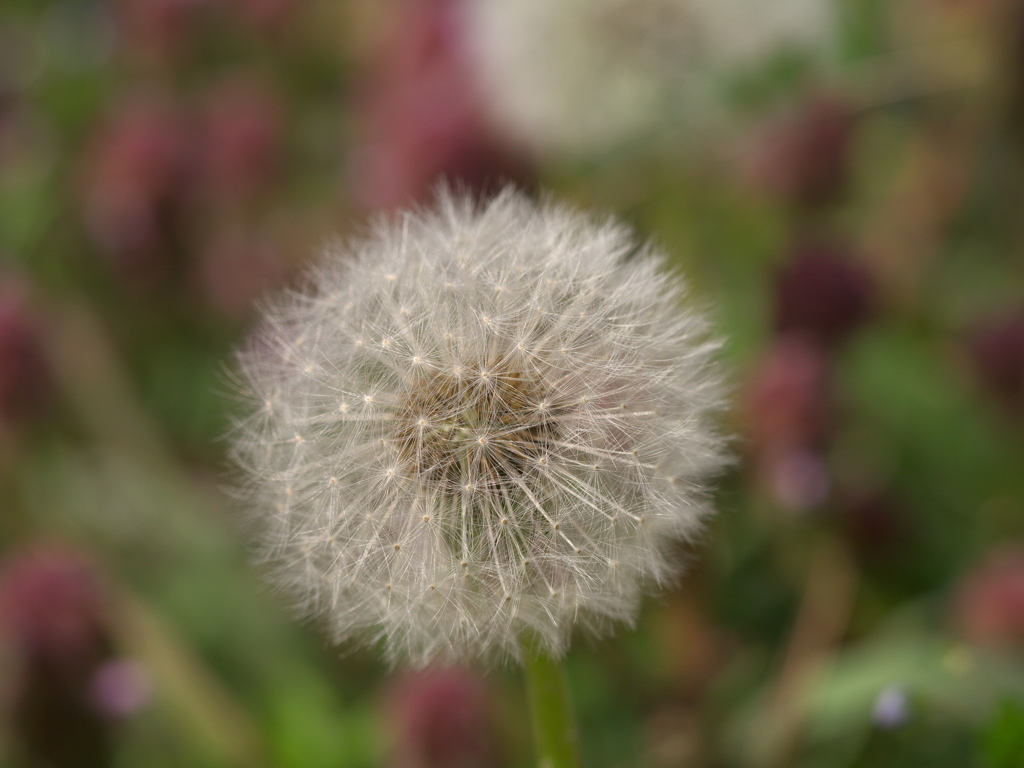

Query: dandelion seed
<box><xmin>230</xmin><ymin>188</ymin><xmax>727</xmax><ymax>666</ymax></box>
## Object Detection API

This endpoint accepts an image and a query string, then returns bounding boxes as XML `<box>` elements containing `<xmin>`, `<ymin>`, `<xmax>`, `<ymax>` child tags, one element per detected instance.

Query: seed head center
<box><xmin>394</xmin><ymin>361</ymin><xmax>559</xmax><ymax>495</ymax></box>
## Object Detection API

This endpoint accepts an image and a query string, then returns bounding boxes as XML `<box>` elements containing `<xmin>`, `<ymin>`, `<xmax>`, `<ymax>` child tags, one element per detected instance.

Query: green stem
<box><xmin>522</xmin><ymin>636</ymin><xmax>582</xmax><ymax>768</ymax></box>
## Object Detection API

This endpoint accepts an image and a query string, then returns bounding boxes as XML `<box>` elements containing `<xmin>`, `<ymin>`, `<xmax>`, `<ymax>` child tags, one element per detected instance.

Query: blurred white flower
<box><xmin>466</xmin><ymin>0</ymin><xmax>836</xmax><ymax>155</ymax></box>
<box><xmin>231</xmin><ymin>188</ymin><xmax>727</xmax><ymax>665</ymax></box>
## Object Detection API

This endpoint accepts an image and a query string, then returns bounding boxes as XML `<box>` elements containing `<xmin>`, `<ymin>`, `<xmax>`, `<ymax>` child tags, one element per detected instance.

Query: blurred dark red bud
<box><xmin>968</xmin><ymin>310</ymin><xmax>1024</xmax><ymax>413</ymax></box>
<box><xmin>747</xmin><ymin>95</ymin><xmax>853</xmax><ymax>208</ymax></box>
<box><xmin>952</xmin><ymin>546</ymin><xmax>1024</xmax><ymax>647</ymax></box>
<box><xmin>81</xmin><ymin>96</ymin><xmax>196</xmax><ymax>284</ymax></box>
<box><xmin>0</xmin><ymin>282</ymin><xmax>51</xmax><ymax>429</ymax></box>
<box><xmin>0</xmin><ymin>546</ymin><xmax>117</xmax><ymax>768</ymax></box>
<box><xmin>348</xmin><ymin>0</ymin><xmax>533</xmax><ymax>211</ymax></box>
<box><xmin>200</xmin><ymin>78</ymin><xmax>284</xmax><ymax>203</ymax></box>
<box><xmin>774</xmin><ymin>243</ymin><xmax>874</xmax><ymax>348</ymax></box>
<box><xmin>836</xmin><ymin>487</ymin><xmax>905</xmax><ymax>559</ymax></box>
<box><xmin>387</xmin><ymin>668</ymin><xmax>501</xmax><ymax>768</ymax></box>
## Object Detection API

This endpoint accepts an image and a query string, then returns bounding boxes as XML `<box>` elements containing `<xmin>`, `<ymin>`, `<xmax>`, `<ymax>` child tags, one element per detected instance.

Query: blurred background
<box><xmin>1</xmin><ymin>0</ymin><xmax>1024</xmax><ymax>766</ymax></box>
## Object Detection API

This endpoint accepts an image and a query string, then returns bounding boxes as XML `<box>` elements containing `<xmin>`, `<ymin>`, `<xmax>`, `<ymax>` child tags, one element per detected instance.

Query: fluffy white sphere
<box><xmin>231</xmin><ymin>189</ymin><xmax>726</xmax><ymax>665</ymax></box>
<box><xmin>466</xmin><ymin>0</ymin><xmax>837</xmax><ymax>155</ymax></box>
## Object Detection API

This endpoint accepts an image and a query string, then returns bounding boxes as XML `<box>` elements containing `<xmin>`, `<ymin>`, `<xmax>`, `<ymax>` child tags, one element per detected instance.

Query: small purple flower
<box><xmin>872</xmin><ymin>684</ymin><xmax>909</xmax><ymax>729</ymax></box>
<box><xmin>768</xmin><ymin>449</ymin><xmax>831</xmax><ymax>513</ymax></box>
<box><xmin>90</xmin><ymin>658</ymin><xmax>152</xmax><ymax>719</ymax></box>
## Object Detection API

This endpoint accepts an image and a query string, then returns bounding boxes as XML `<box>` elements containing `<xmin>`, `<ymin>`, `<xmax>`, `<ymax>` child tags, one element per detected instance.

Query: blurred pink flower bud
<box><xmin>387</xmin><ymin>668</ymin><xmax>501</xmax><ymax>768</ymax></box>
<box><xmin>746</xmin><ymin>334</ymin><xmax>832</xmax><ymax>455</ymax></box>
<box><xmin>768</xmin><ymin>449</ymin><xmax>831</xmax><ymax>512</ymax></box>
<box><xmin>348</xmin><ymin>0</ymin><xmax>533</xmax><ymax>210</ymax></box>
<box><xmin>968</xmin><ymin>309</ymin><xmax>1024</xmax><ymax>414</ymax></box>
<box><xmin>194</xmin><ymin>227</ymin><xmax>290</xmax><ymax>320</ymax></box>
<box><xmin>774</xmin><ymin>243</ymin><xmax>874</xmax><ymax>348</ymax></box>
<box><xmin>0</xmin><ymin>547</ymin><xmax>106</xmax><ymax>664</ymax></box>
<box><xmin>115</xmin><ymin>0</ymin><xmax>208</xmax><ymax>61</ymax></box>
<box><xmin>0</xmin><ymin>89</ymin><xmax>20</xmax><ymax>168</ymax></box>
<box><xmin>199</xmin><ymin>77</ymin><xmax>283</xmax><ymax>204</ymax></box>
<box><xmin>0</xmin><ymin>280</ymin><xmax>51</xmax><ymax>429</ymax></box>
<box><xmin>229</xmin><ymin>0</ymin><xmax>298</xmax><ymax>32</ymax></box>
<box><xmin>81</xmin><ymin>95</ymin><xmax>196</xmax><ymax>284</ymax></box>
<box><xmin>745</xmin><ymin>334</ymin><xmax>833</xmax><ymax>510</ymax></box>
<box><xmin>746</xmin><ymin>95</ymin><xmax>853</xmax><ymax>208</ymax></box>
<box><xmin>0</xmin><ymin>545</ymin><xmax>116</xmax><ymax>768</ymax></box>
<box><xmin>952</xmin><ymin>546</ymin><xmax>1024</xmax><ymax>647</ymax></box>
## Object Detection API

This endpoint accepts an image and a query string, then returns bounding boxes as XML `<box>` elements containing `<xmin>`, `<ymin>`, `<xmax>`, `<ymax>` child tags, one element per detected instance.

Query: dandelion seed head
<box><xmin>467</xmin><ymin>0</ymin><xmax>835</xmax><ymax>154</ymax></box>
<box><xmin>231</xmin><ymin>189</ymin><xmax>727</xmax><ymax>666</ymax></box>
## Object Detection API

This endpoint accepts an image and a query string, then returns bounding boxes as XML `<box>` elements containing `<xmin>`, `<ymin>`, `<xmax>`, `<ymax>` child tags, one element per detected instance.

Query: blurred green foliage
<box><xmin>1</xmin><ymin>0</ymin><xmax>1024</xmax><ymax>767</ymax></box>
